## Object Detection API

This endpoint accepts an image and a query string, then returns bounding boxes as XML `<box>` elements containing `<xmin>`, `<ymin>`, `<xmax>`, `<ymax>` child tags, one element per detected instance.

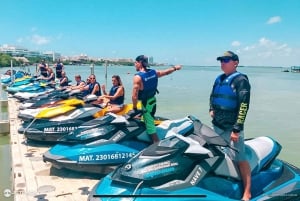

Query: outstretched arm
<box><xmin>156</xmin><ymin>65</ymin><xmax>182</xmax><ymax>77</ymax></box>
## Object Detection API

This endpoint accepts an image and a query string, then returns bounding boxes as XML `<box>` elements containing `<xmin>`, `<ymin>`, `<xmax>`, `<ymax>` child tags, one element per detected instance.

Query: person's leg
<box><xmin>235</xmin><ymin>131</ymin><xmax>251</xmax><ymax>201</ymax></box>
<box><xmin>142</xmin><ymin>97</ymin><xmax>158</xmax><ymax>143</ymax></box>
<box><xmin>213</xmin><ymin>127</ymin><xmax>251</xmax><ymax>200</ymax></box>
<box><xmin>106</xmin><ymin>104</ymin><xmax>123</xmax><ymax>114</ymax></box>
<box><xmin>239</xmin><ymin>161</ymin><xmax>251</xmax><ymax>201</ymax></box>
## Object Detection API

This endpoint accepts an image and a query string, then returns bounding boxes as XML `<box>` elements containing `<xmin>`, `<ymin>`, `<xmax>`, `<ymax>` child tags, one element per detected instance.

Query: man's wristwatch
<box><xmin>232</xmin><ymin>129</ymin><xmax>240</xmax><ymax>133</ymax></box>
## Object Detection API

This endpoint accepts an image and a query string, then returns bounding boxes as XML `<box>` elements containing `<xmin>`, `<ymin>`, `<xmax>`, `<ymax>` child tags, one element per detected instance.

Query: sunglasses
<box><xmin>220</xmin><ymin>57</ymin><xmax>232</xmax><ymax>63</ymax></box>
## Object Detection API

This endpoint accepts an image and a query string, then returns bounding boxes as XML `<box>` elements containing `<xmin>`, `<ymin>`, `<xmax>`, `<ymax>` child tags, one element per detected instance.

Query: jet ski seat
<box><xmin>214</xmin><ymin>136</ymin><xmax>282</xmax><ymax>180</ymax></box>
<box><xmin>186</xmin><ymin>119</ymin><xmax>282</xmax><ymax>180</ymax></box>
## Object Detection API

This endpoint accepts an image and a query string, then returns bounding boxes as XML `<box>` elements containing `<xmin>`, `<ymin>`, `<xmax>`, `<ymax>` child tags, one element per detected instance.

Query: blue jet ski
<box><xmin>1</xmin><ymin>70</ymin><xmax>28</xmax><ymax>85</ymax></box>
<box><xmin>43</xmin><ymin>112</ymin><xmax>193</xmax><ymax>174</ymax></box>
<box><xmin>88</xmin><ymin>116</ymin><xmax>300</xmax><ymax>201</ymax></box>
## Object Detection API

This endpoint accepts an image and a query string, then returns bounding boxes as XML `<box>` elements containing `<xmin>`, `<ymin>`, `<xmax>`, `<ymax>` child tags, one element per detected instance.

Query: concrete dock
<box><xmin>8</xmin><ymin>98</ymin><xmax>100</xmax><ymax>201</ymax></box>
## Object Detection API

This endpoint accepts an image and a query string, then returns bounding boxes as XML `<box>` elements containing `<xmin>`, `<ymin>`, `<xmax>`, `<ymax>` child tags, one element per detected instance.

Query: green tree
<box><xmin>0</xmin><ymin>53</ymin><xmax>20</xmax><ymax>67</ymax></box>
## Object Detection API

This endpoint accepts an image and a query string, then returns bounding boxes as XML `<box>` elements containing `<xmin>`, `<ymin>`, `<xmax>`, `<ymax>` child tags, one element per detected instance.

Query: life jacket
<box><xmin>136</xmin><ymin>69</ymin><xmax>158</xmax><ymax>101</ymax></box>
<box><xmin>88</xmin><ymin>82</ymin><xmax>101</xmax><ymax>96</ymax></box>
<box><xmin>40</xmin><ymin>64</ymin><xmax>48</xmax><ymax>77</ymax></box>
<box><xmin>109</xmin><ymin>86</ymin><xmax>124</xmax><ymax>105</ymax></box>
<box><xmin>76</xmin><ymin>80</ymin><xmax>85</xmax><ymax>86</ymax></box>
<box><xmin>211</xmin><ymin>71</ymin><xmax>244</xmax><ymax>111</ymax></box>
<box><xmin>48</xmin><ymin>73</ymin><xmax>55</xmax><ymax>82</ymax></box>
<box><xmin>60</xmin><ymin>76</ymin><xmax>69</xmax><ymax>87</ymax></box>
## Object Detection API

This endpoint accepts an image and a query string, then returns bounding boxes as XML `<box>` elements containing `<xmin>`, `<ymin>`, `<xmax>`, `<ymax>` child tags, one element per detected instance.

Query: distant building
<box><xmin>0</xmin><ymin>44</ymin><xmax>61</xmax><ymax>61</ymax></box>
<box><xmin>149</xmin><ymin>56</ymin><xmax>154</xmax><ymax>65</ymax></box>
<box><xmin>43</xmin><ymin>51</ymin><xmax>62</xmax><ymax>62</ymax></box>
<box><xmin>0</xmin><ymin>44</ymin><xmax>31</xmax><ymax>56</ymax></box>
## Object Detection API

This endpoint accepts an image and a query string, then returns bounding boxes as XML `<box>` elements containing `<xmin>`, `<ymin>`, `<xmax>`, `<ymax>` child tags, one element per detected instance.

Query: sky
<box><xmin>1</xmin><ymin>0</ymin><xmax>300</xmax><ymax>67</ymax></box>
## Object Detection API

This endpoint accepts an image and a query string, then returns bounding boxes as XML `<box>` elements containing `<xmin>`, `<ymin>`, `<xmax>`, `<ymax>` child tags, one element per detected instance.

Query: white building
<box><xmin>0</xmin><ymin>44</ymin><xmax>61</xmax><ymax>61</ymax></box>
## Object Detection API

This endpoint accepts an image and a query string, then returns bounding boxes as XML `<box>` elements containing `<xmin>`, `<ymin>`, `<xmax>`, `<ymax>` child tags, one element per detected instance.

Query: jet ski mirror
<box><xmin>126</xmin><ymin>109</ymin><xmax>143</xmax><ymax>119</ymax></box>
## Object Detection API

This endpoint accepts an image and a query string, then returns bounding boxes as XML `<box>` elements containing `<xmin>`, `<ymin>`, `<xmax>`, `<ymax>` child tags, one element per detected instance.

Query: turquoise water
<box><xmin>0</xmin><ymin>65</ymin><xmax>300</xmax><ymax>197</ymax></box>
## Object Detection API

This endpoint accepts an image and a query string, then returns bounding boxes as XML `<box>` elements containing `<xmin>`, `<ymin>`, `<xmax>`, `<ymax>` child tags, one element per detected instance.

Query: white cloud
<box><xmin>231</xmin><ymin>41</ymin><xmax>241</xmax><ymax>47</ymax></box>
<box><xmin>258</xmin><ymin>37</ymin><xmax>276</xmax><ymax>47</ymax></box>
<box><xmin>243</xmin><ymin>45</ymin><xmax>256</xmax><ymax>51</ymax></box>
<box><xmin>236</xmin><ymin>37</ymin><xmax>297</xmax><ymax>66</ymax></box>
<box><xmin>266</xmin><ymin>16</ymin><xmax>281</xmax><ymax>24</ymax></box>
<box><xmin>30</xmin><ymin>34</ymin><xmax>50</xmax><ymax>45</ymax></box>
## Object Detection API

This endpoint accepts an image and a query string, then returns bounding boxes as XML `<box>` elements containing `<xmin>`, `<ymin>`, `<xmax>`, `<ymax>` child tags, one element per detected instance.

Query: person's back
<box><xmin>55</xmin><ymin>60</ymin><xmax>64</xmax><ymax>79</ymax></box>
<box><xmin>38</xmin><ymin>59</ymin><xmax>48</xmax><ymax>77</ymax></box>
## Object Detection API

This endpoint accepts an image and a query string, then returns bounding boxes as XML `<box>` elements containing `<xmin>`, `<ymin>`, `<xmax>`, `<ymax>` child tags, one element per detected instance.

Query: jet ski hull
<box><xmin>43</xmin><ymin>143</ymin><xmax>146</xmax><ymax>174</ymax></box>
<box><xmin>43</xmin><ymin>116</ymin><xmax>194</xmax><ymax>174</ymax></box>
<box><xmin>89</xmin><ymin>158</ymin><xmax>300</xmax><ymax>201</ymax></box>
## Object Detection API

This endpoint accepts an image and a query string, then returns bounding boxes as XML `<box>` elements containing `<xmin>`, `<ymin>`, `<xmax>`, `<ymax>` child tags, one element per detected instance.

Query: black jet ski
<box><xmin>88</xmin><ymin>116</ymin><xmax>300</xmax><ymax>201</ymax></box>
<box><xmin>18</xmin><ymin>103</ymin><xmax>143</xmax><ymax>142</ymax></box>
<box><xmin>43</xmin><ymin>112</ymin><xmax>192</xmax><ymax>174</ymax></box>
<box><xmin>18</xmin><ymin>88</ymin><xmax>83</xmax><ymax>109</ymax></box>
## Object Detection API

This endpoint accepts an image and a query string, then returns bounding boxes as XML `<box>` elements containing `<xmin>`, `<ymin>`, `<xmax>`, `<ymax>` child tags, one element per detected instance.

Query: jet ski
<box><xmin>88</xmin><ymin>116</ymin><xmax>300</xmax><ymax>201</ymax></box>
<box><xmin>43</xmin><ymin>112</ymin><xmax>192</xmax><ymax>174</ymax></box>
<box><xmin>18</xmin><ymin>88</ymin><xmax>79</xmax><ymax>107</ymax></box>
<box><xmin>6</xmin><ymin>82</ymin><xmax>33</xmax><ymax>94</ymax></box>
<box><xmin>12</xmin><ymin>80</ymin><xmax>57</xmax><ymax>102</ymax></box>
<box><xmin>6</xmin><ymin>77</ymin><xmax>50</xmax><ymax>95</ymax></box>
<box><xmin>13</xmin><ymin>87</ymin><xmax>56</xmax><ymax>102</ymax></box>
<box><xmin>0</xmin><ymin>70</ymin><xmax>26</xmax><ymax>85</ymax></box>
<box><xmin>17</xmin><ymin>96</ymin><xmax>90</xmax><ymax>122</ymax></box>
<box><xmin>18</xmin><ymin>102</ymin><xmax>143</xmax><ymax>142</ymax></box>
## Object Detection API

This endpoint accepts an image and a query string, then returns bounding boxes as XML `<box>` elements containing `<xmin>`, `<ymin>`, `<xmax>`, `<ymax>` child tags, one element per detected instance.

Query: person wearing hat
<box><xmin>209</xmin><ymin>51</ymin><xmax>251</xmax><ymax>201</ymax></box>
<box><xmin>132</xmin><ymin>55</ymin><xmax>182</xmax><ymax>143</ymax></box>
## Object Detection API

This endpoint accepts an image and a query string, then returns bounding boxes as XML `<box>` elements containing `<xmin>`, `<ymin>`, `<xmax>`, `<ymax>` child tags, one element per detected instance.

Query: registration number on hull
<box><xmin>43</xmin><ymin>126</ymin><xmax>78</xmax><ymax>133</ymax></box>
<box><xmin>78</xmin><ymin>152</ymin><xmax>136</xmax><ymax>162</ymax></box>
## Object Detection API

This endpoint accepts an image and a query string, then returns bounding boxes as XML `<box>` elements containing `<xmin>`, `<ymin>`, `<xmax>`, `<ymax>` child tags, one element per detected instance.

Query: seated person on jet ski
<box><xmin>37</xmin><ymin>59</ymin><xmax>48</xmax><ymax>77</ymax></box>
<box><xmin>80</xmin><ymin>74</ymin><xmax>102</xmax><ymax>97</ymax></box>
<box><xmin>69</xmin><ymin>74</ymin><xmax>86</xmax><ymax>90</ymax></box>
<box><xmin>97</xmin><ymin>75</ymin><xmax>125</xmax><ymax>113</ymax></box>
<box><xmin>39</xmin><ymin>67</ymin><xmax>55</xmax><ymax>82</ymax></box>
<box><xmin>59</xmin><ymin>71</ymin><xmax>69</xmax><ymax>87</ymax></box>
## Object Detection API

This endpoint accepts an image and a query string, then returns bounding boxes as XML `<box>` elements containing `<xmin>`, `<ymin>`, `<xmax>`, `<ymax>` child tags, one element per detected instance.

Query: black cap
<box><xmin>216</xmin><ymin>51</ymin><xmax>239</xmax><ymax>61</ymax></box>
<box><xmin>135</xmin><ymin>55</ymin><xmax>149</xmax><ymax>67</ymax></box>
